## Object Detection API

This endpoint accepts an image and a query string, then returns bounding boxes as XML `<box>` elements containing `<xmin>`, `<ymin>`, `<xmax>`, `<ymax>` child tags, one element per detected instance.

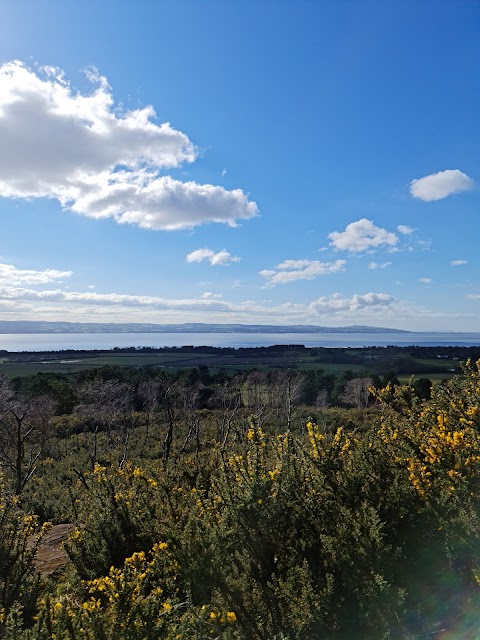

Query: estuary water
<box><xmin>1</xmin><ymin>332</ymin><xmax>480</xmax><ymax>352</ymax></box>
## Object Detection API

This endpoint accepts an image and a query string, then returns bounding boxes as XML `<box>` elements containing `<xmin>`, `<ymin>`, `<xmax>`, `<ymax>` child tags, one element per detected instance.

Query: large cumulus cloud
<box><xmin>0</xmin><ymin>61</ymin><xmax>258</xmax><ymax>230</ymax></box>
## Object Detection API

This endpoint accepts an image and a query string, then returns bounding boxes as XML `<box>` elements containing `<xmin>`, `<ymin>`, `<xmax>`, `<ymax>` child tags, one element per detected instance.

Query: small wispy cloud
<box><xmin>451</xmin><ymin>260</ymin><xmax>468</xmax><ymax>266</ymax></box>
<box><xmin>418</xmin><ymin>240</ymin><xmax>432</xmax><ymax>250</ymax></box>
<box><xmin>397</xmin><ymin>225</ymin><xmax>414</xmax><ymax>235</ymax></box>
<box><xmin>0</xmin><ymin>262</ymin><xmax>72</xmax><ymax>286</ymax></box>
<box><xmin>186</xmin><ymin>248</ymin><xmax>240</xmax><ymax>266</ymax></box>
<box><xmin>368</xmin><ymin>261</ymin><xmax>392</xmax><ymax>270</ymax></box>
<box><xmin>410</xmin><ymin>169</ymin><xmax>474</xmax><ymax>202</ymax></box>
<box><xmin>260</xmin><ymin>259</ymin><xmax>346</xmax><ymax>286</ymax></box>
<box><xmin>0</xmin><ymin>285</ymin><xmax>232</xmax><ymax>312</ymax></box>
<box><xmin>419</xmin><ymin>277</ymin><xmax>433</xmax><ymax>284</ymax></box>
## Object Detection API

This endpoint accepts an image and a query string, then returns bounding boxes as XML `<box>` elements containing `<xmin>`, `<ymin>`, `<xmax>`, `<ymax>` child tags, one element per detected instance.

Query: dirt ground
<box><xmin>33</xmin><ymin>523</ymin><xmax>74</xmax><ymax>575</ymax></box>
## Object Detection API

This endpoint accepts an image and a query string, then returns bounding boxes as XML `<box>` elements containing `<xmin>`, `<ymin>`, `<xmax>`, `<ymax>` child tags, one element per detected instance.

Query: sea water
<box><xmin>1</xmin><ymin>332</ymin><xmax>480</xmax><ymax>352</ymax></box>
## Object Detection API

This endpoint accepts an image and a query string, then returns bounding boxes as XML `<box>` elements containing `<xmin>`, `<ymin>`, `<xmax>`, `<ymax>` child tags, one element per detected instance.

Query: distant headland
<box><xmin>0</xmin><ymin>321</ymin><xmax>411</xmax><ymax>334</ymax></box>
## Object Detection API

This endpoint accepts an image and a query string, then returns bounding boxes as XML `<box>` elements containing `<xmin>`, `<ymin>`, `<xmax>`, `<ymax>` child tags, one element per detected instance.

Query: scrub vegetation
<box><xmin>1</xmin><ymin>353</ymin><xmax>480</xmax><ymax>638</ymax></box>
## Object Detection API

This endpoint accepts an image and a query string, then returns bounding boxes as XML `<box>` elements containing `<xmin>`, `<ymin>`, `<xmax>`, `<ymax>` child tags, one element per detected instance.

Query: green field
<box><xmin>0</xmin><ymin>346</ymin><xmax>469</xmax><ymax>380</ymax></box>
<box><xmin>397</xmin><ymin>372</ymin><xmax>456</xmax><ymax>385</ymax></box>
<box><xmin>0</xmin><ymin>351</ymin><xmax>216</xmax><ymax>376</ymax></box>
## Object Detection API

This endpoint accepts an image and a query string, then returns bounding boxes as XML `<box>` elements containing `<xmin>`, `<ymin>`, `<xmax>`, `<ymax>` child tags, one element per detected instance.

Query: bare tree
<box><xmin>138</xmin><ymin>378</ymin><xmax>171</xmax><ymax>453</ymax></box>
<box><xmin>138</xmin><ymin>379</ymin><xmax>162</xmax><ymax>429</ymax></box>
<box><xmin>0</xmin><ymin>376</ymin><xmax>55</xmax><ymax>494</ymax></box>
<box><xmin>179</xmin><ymin>385</ymin><xmax>202</xmax><ymax>455</ymax></box>
<box><xmin>75</xmin><ymin>380</ymin><xmax>134</xmax><ymax>467</ymax></box>
<box><xmin>340</xmin><ymin>377</ymin><xmax>373</xmax><ymax>409</ymax></box>
<box><xmin>159</xmin><ymin>382</ymin><xmax>179</xmax><ymax>464</ymax></box>
<box><xmin>212</xmin><ymin>379</ymin><xmax>243</xmax><ymax>448</ymax></box>
<box><xmin>33</xmin><ymin>395</ymin><xmax>58</xmax><ymax>457</ymax></box>
<box><xmin>138</xmin><ymin>378</ymin><xmax>181</xmax><ymax>463</ymax></box>
<box><xmin>315</xmin><ymin>388</ymin><xmax>329</xmax><ymax>408</ymax></box>
<box><xmin>275</xmin><ymin>371</ymin><xmax>305</xmax><ymax>429</ymax></box>
<box><xmin>243</xmin><ymin>371</ymin><xmax>271</xmax><ymax>426</ymax></box>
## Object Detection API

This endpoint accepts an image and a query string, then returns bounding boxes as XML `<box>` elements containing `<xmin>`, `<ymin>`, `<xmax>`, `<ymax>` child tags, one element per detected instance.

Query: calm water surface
<box><xmin>1</xmin><ymin>332</ymin><xmax>480</xmax><ymax>351</ymax></box>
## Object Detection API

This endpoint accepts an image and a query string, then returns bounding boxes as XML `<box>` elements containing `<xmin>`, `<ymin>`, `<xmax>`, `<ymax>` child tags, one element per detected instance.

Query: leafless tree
<box><xmin>315</xmin><ymin>388</ymin><xmax>329</xmax><ymax>408</ymax></box>
<box><xmin>138</xmin><ymin>379</ymin><xmax>168</xmax><ymax>453</ymax></box>
<box><xmin>340</xmin><ymin>377</ymin><xmax>373</xmax><ymax>409</ymax></box>
<box><xmin>212</xmin><ymin>379</ymin><xmax>243</xmax><ymax>448</ymax></box>
<box><xmin>242</xmin><ymin>371</ymin><xmax>271</xmax><ymax>426</ymax></box>
<box><xmin>0</xmin><ymin>376</ymin><xmax>55</xmax><ymax>494</ymax></box>
<box><xmin>159</xmin><ymin>382</ymin><xmax>179</xmax><ymax>464</ymax></box>
<box><xmin>75</xmin><ymin>380</ymin><xmax>134</xmax><ymax>467</ymax></box>
<box><xmin>33</xmin><ymin>395</ymin><xmax>58</xmax><ymax>456</ymax></box>
<box><xmin>179</xmin><ymin>386</ymin><xmax>202</xmax><ymax>455</ymax></box>
<box><xmin>138</xmin><ymin>378</ymin><xmax>181</xmax><ymax>463</ymax></box>
<box><xmin>274</xmin><ymin>371</ymin><xmax>306</xmax><ymax>429</ymax></box>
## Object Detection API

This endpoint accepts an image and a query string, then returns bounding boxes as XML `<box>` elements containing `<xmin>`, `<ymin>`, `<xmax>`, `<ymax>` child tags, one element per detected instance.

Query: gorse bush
<box><xmin>65</xmin><ymin>463</ymin><xmax>166</xmax><ymax>580</ymax></box>
<box><xmin>0</xmin><ymin>473</ymin><xmax>46</xmax><ymax>637</ymax></box>
<box><xmin>4</xmin><ymin>361</ymin><xmax>480</xmax><ymax>638</ymax></box>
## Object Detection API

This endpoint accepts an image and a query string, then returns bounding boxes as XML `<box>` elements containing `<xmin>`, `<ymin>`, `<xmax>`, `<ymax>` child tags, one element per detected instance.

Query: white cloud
<box><xmin>309</xmin><ymin>292</ymin><xmax>394</xmax><ymax>315</ymax></box>
<box><xmin>397</xmin><ymin>225</ymin><xmax>413</xmax><ymax>235</ymax></box>
<box><xmin>451</xmin><ymin>260</ymin><xmax>468</xmax><ymax>266</ymax></box>
<box><xmin>410</xmin><ymin>169</ymin><xmax>474</xmax><ymax>202</ymax></box>
<box><xmin>276</xmin><ymin>259</ymin><xmax>315</xmax><ymax>269</ymax></box>
<box><xmin>418</xmin><ymin>240</ymin><xmax>432</xmax><ymax>250</ymax></box>
<box><xmin>280</xmin><ymin>302</ymin><xmax>304</xmax><ymax>310</ymax></box>
<box><xmin>0</xmin><ymin>262</ymin><xmax>71</xmax><ymax>285</ymax></box>
<box><xmin>0</xmin><ymin>61</ymin><xmax>258</xmax><ymax>230</ymax></box>
<box><xmin>419</xmin><ymin>277</ymin><xmax>433</xmax><ymax>284</ymax></box>
<box><xmin>0</xmin><ymin>283</ymin><xmax>322</xmax><ymax>324</ymax></box>
<box><xmin>329</xmin><ymin>219</ymin><xmax>398</xmax><ymax>253</ymax></box>
<box><xmin>368</xmin><ymin>261</ymin><xmax>392</xmax><ymax>270</ymax></box>
<box><xmin>0</xmin><ymin>300</ymin><xmax>30</xmax><ymax>311</ymax></box>
<box><xmin>186</xmin><ymin>248</ymin><xmax>240</xmax><ymax>266</ymax></box>
<box><xmin>0</xmin><ymin>260</ymin><xmax>445</xmax><ymax>328</ymax></box>
<box><xmin>0</xmin><ymin>273</ymin><xmax>443</xmax><ymax>328</ymax></box>
<box><xmin>260</xmin><ymin>259</ymin><xmax>346</xmax><ymax>286</ymax></box>
<box><xmin>0</xmin><ymin>285</ymin><xmax>233</xmax><ymax>312</ymax></box>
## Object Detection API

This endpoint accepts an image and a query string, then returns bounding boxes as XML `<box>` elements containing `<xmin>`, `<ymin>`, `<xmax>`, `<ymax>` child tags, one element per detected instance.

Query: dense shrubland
<box><xmin>1</xmin><ymin>361</ymin><xmax>480</xmax><ymax>637</ymax></box>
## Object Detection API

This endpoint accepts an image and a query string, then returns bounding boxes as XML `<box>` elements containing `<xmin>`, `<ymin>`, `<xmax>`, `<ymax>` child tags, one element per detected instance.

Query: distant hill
<box><xmin>0</xmin><ymin>321</ymin><xmax>411</xmax><ymax>334</ymax></box>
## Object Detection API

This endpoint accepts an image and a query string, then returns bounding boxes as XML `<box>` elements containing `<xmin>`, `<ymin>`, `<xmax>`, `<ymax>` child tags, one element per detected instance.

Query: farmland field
<box><xmin>0</xmin><ymin>345</ymin><xmax>472</xmax><ymax>380</ymax></box>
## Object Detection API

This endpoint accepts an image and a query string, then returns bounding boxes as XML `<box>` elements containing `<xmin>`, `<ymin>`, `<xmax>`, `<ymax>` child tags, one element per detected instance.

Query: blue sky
<box><xmin>0</xmin><ymin>0</ymin><xmax>479</xmax><ymax>330</ymax></box>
